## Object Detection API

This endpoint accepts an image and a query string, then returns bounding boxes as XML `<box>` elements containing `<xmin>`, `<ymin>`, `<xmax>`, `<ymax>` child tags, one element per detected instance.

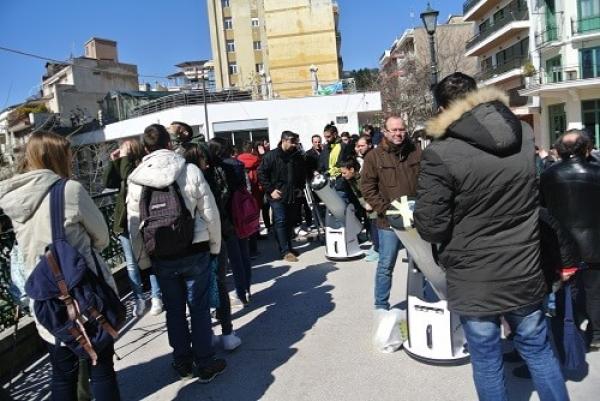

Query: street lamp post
<box><xmin>421</xmin><ymin>2</ymin><xmax>439</xmax><ymax>110</ymax></box>
<box><xmin>195</xmin><ymin>66</ymin><xmax>211</xmax><ymax>139</ymax></box>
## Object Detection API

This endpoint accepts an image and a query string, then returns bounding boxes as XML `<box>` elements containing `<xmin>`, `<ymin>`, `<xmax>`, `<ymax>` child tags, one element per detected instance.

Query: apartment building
<box><xmin>463</xmin><ymin>0</ymin><xmax>537</xmax><ymax>133</ymax></box>
<box><xmin>520</xmin><ymin>0</ymin><xmax>600</xmax><ymax>148</ymax></box>
<box><xmin>380</xmin><ymin>16</ymin><xmax>477</xmax><ymax>81</ymax></box>
<box><xmin>207</xmin><ymin>0</ymin><xmax>342</xmax><ymax>98</ymax></box>
<box><xmin>378</xmin><ymin>16</ymin><xmax>477</xmax><ymax>128</ymax></box>
<box><xmin>41</xmin><ymin>38</ymin><xmax>139</xmax><ymax>128</ymax></box>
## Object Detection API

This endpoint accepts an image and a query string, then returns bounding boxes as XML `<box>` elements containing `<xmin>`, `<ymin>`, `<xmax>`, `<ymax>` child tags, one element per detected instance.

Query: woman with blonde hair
<box><xmin>0</xmin><ymin>131</ymin><xmax>121</xmax><ymax>401</ymax></box>
<box><xmin>103</xmin><ymin>138</ymin><xmax>163</xmax><ymax>316</ymax></box>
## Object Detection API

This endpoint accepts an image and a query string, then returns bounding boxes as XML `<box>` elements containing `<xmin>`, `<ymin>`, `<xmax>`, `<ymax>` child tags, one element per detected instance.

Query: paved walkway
<box><xmin>5</xmin><ymin>235</ymin><xmax>600</xmax><ymax>400</ymax></box>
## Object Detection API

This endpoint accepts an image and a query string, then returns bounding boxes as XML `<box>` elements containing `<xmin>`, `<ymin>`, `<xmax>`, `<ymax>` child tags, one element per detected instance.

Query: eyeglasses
<box><xmin>386</xmin><ymin>128</ymin><xmax>407</xmax><ymax>134</ymax></box>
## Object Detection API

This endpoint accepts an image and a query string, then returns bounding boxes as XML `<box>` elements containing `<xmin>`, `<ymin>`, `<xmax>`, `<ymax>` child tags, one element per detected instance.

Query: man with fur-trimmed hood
<box><xmin>414</xmin><ymin>73</ymin><xmax>568</xmax><ymax>400</ymax></box>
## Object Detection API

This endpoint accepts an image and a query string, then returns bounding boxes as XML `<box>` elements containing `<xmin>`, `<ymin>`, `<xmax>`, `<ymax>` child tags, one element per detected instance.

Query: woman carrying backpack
<box><xmin>0</xmin><ymin>131</ymin><xmax>121</xmax><ymax>401</ymax></box>
<box><xmin>208</xmin><ymin>138</ymin><xmax>255</xmax><ymax>305</ymax></box>
<box><xmin>103</xmin><ymin>138</ymin><xmax>163</xmax><ymax>316</ymax></box>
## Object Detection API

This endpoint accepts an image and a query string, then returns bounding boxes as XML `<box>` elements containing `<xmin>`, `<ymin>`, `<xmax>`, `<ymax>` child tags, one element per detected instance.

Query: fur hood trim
<box><xmin>426</xmin><ymin>87</ymin><xmax>509</xmax><ymax>138</ymax></box>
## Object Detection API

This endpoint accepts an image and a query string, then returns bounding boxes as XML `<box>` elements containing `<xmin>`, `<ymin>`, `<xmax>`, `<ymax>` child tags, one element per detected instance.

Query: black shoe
<box><xmin>512</xmin><ymin>364</ymin><xmax>531</xmax><ymax>379</ymax></box>
<box><xmin>289</xmin><ymin>248</ymin><xmax>299</xmax><ymax>257</ymax></box>
<box><xmin>172</xmin><ymin>361</ymin><xmax>194</xmax><ymax>379</ymax></box>
<box><xmin>503</xmin><ymin>349</ymin><xmax>523</xmax><ymax>363</ymax></box>
<box><xmin>196</xmin><ymin>358</ymin><xmax>227</xmax><ymax>383</ymax></box>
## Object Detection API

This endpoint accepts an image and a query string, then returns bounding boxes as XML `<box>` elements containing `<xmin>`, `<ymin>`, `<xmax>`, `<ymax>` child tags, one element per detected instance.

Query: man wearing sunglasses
<box><xmin>258</xmin><ymin>131</ymin><xmax>307</xmax><ymax>262</ymax></box>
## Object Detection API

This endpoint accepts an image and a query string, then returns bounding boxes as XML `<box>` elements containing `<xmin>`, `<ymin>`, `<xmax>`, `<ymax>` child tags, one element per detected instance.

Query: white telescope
<box><xmin>387</xmin><ymin>196</ymin><xmax>469</xmax><ymax>365</ymax></box>
<box><xmin>311</xmin><ymin>174</ymin><xmax>364</xmax><ymax>260</ymax></box>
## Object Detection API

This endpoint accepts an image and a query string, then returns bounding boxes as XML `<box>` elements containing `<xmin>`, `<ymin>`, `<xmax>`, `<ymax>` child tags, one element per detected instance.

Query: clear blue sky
<box><xmin>0</xmin><ymin>0</ymin><xmax>463</xmax><ymax>108</ymax></box>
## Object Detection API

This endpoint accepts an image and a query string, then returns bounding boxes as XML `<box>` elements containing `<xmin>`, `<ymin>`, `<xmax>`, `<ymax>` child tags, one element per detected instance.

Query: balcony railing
<box><xmin>463</xmin><ymin>0</ymin><xmax>481</xmax><ymax>15</ymax></box>
<box><xmin>527</xmin><ymin>64</ymin><xmax>600</xmax><ymax>87</ymax></box>
<box><xmin>466</xmin><ymin>8</ymin><xmax>529</xmax><ymax>51</ymax></box>
<box><xmin>480</xmin><ymin>57</ymin><xmax>526</xmax><ymax>81</ymax></box>
<box><xmin>0</xmin><ymin>191</ymin><xmax>123</xmax><ymax>333</ymax></box>
<box><xmin>535</xmin><ymin>27</ymin><xmax>560</xmax><ymax>47</ymax></box>
<box><xmin>572</xmin><ymin>15</ymin><xmax>600</xmax><ymax>35</ymax></box>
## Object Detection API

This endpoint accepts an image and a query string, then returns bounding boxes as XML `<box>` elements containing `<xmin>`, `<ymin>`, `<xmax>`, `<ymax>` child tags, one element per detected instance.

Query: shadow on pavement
<box><xmin>169</xmin><ymin>261</ymin><xmax>338</xmax><ymax>401</ymax></box>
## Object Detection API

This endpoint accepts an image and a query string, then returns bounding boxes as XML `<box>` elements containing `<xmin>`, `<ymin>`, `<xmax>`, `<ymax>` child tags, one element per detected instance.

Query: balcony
<box><xmin>572</xmin><ymin>15</ymin><xmax>600</xmax><ymax>36</ymax></box>
<box><xmin>463</xmin><ymin>0</ymin><xmax>498</xmax><ymax>21</ymax></box>
<box><xmin>465</xmin><ymin>8</ymin><xmax>529</xmax><ymax>57</ymax></box>
<box><xmin>480</xmin><ymin>57</ymin><xmax>525</xmax><ymax>83</ymax></box>
<box><xmin>534</xmin><ymin>27</ymin><xmax>560</xmax><ymax>48</ymax></box>
<box><xmin>521</xmin><ymin>64</ymin><xmax>600</xmax><ymax>97</ymax></box>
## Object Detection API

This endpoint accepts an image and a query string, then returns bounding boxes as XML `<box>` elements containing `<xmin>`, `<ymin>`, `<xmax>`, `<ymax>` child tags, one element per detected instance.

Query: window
<box><xmin>580</xmin><ymin>46</ymin><xmax>600</xmax><ymax>78</ymax></box>
<box><xmin>221</xmin><ymin>0</ymin><xmax>229</xmax><ymax>7</ymax></box>
<box><xmin>253</xmin><ymin>41</ymin><xmax>262</xmax><ymax>50</ymax></box>
<box><xmin>582</xmin><ymin>99</ymin><xmax>600</xmax><ymax>147</ymax></box>
<box><xmin>228</xmin><ymin>63</ymin><xmax>238</xmax><ymax>74</ymax></box>
<box><xmin>251</xmin><ymin>18</ymin><xmax>260</xmax><ymax>27</ymax></box>
<box><xmin>255</xmin><ymin>63</ymin><xmax>264</xmax><ymax>73</ymax></box>
<box><xmin>548</xmin><ymin>103</ymin><xmax>566</xmax><ymax>144</ymax></box>
<box><xmin>226</xmin><ymin>40</ymin><xmax>235</xmax><ymax>52</ymax></box>
<box><xmin>479</xmin><ymin>19</ymin><xmax>490</xmax><ymax>34</ymax></box>
<box><xmin>224</xmin><ymin>17</ymin><xmax>233</xmax><ymax>30</ymax></box>
<box><xmin>546</xmin><ymin>55</ymin><xmax>563</xmax><ymax>83</ymax></box>
<box><xmin>493</xmin><ymin>9</ymin><xmax>505</xmax><ymax>23</ymax></box>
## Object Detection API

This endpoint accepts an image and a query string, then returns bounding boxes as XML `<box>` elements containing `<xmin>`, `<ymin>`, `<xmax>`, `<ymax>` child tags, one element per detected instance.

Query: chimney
<box><xmin>84</xmin><ymin>38</ymin><xmax>118</xmax><ymax>62</ymax></box>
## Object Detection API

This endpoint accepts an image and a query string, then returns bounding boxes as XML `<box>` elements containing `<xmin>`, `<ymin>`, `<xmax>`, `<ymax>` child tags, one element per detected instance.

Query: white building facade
<box><xmin>520</xmin><ymin>0</ymin><xmax>600</xmax><ymax>148</ymax></box>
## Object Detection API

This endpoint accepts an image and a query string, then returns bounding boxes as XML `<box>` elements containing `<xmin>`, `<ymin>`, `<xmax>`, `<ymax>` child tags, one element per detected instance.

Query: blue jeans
<box><xmin>225</xmin><ymin>235</ymin><xmax>252</xmax><ymax>301</ymax></box>
<box><xmin>154</xmin><ymin>252</ymin><xmax>214</xmax><ymax>368</ymax></box>
<box><xmin>118</xmin><ymin>235</ymin><xmax>160</xmax><ymax>300</ymax></box>
<box><xmin>48</xmin><ymin>342</ymin><xmax>120</xmax><ymax>401</ymax></box>
<box><xmin>270</xmin><ymin>200</ymin><xmax>296</xmax><ymax>256</ymax></box>
<box><xmin>374</xmin><ymin>228</ymin><xmax>402</xmax><ymax>310</ymax></box>
<box><xmin>461</xmin><ymin>304</ymin><xmax>569</xmax><ymax>401</ymax></box>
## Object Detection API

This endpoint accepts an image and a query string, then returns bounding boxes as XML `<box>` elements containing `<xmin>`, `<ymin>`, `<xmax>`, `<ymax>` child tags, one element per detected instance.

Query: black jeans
<box><xmin>583</xmin><ymin>265</ymin><xmax>600</xmax><ymax>342</ymax></box>
<box><xmin>270</xmin><ymin>200</ymin><xmax>297</xmax><ymax>256</ymax></box>
<box><xmin>261</xmin><ymin>195</ymin><xmax>271</xmax><ymax>229</ymax></box>
<box><xmin>216</xmin><ymin>245</ymin><xmax>233</xmax><ymax>335</ymax></box>
<box><xmin>47</xmin><ymin>342</ymin><xmax>120</xmax><ymax>401</ymax></box>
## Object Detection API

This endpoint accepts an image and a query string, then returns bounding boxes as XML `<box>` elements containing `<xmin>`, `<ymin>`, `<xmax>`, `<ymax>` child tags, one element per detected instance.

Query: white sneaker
<box><xmin>133</xmin><ymin>299</ymin><xmax>147</xmax><ymax>317</ymax></box>
<box><xmin>222</xmin><ymin>332</ymin><xmax>242</xmax><ymax>351</ymax></box>
<box><xmin>294</xmin><ymin>227</ymin><xmax>309</xmax><ymax>237</ymax></box>
<box><xmin>150</xmin><ymin>298</ymin><xmax>163</xmax><ymax>315</ymax></box>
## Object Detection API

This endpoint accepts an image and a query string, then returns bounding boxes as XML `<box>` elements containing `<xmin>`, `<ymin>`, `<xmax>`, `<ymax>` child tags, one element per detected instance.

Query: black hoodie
<box><xmin>414</xmin><ymin>87</ymin><xmax>546</xmax><ymax>317</ymax></box>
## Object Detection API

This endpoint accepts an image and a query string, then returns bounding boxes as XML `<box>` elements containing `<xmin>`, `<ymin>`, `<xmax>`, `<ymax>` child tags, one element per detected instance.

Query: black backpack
<box><xmin>139</xmin><ymin>181</ymin><xmax>194</xmax><ymax>258</ymax></box>
<box><xmin>25</xmin><ymin>179</ymin><xmax>126</xmax><ymax>363</ymax></box>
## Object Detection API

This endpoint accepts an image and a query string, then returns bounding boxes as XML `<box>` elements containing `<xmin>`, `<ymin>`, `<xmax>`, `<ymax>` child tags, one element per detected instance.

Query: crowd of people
<box><xmin>1</xmin><ymin>71</ymin><xmax>599</xmax><ymax>401</ymax></box>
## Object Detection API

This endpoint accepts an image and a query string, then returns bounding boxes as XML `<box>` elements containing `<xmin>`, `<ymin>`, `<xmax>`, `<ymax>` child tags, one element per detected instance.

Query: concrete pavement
<box><xmin>111</xmin><ymin>236</ymin><xmax>600</xmax><ymax>401</ymax></box>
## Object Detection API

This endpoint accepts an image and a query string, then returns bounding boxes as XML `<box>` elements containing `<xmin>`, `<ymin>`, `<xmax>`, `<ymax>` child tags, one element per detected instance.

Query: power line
<box><xmin>0</xmin><ymin>45</ymin><xmax>171</xmax><ymax>80</ymax></box>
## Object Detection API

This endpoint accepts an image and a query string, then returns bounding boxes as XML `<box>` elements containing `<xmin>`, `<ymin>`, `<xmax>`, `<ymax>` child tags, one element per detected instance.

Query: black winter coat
<box><xmin>540</xmin><ymin>156</ymin><xmax>600</xmax><ymax>264</ymax></box>
<box><xmin>258</xmin><ymin>147</ymin><xmax>306</xmax><ymax>204</ymax></box>
<box><xmin>414</xmin><ymin>87</ymin><xmax>546</xmax><ymax>317</ymax></box>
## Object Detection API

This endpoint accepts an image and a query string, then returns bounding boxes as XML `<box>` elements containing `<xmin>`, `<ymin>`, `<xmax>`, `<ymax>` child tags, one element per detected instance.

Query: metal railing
<box><xmin>130</xmin><ymin>89</ymin><xmax>253</xmax><ymax>118</ymax></box>
<box><xmin>572</xmin><ymin>15</ymin><xmax>600</xmax><ymax>35</ymax></box>
<box><xmin>480</xmin><ymin>57</ymin><xmax>526</xmax><ymax>81</ymax></box>
<box><xmin>0</xmin><ymin>191</ymin><xmax>123</xmax><ymax>333</ymax></box>
<box><xmin>527</xmin><ymin>64</ymin><xmax>600</xmax><ymax>87</ymax></box>
<box><xmin>534</xmin><ymin>27</ymin><xmax>560</xmax><ymax>47</ymax></box>
<box><xmin>466</xmin><ymin>8</ymin><xmax>529</xmax><ymax>51</ymax></box>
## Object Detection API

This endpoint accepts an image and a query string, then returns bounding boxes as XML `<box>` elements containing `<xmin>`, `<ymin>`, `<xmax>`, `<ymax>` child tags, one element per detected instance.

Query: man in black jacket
<box><xmin>414</xmin><ymin>73</ymin><xmax>567</xmax><ymax>400</ymax></box>
<box><xmin>258</xmin><ymin>131</ymin><xmax>306</xmax><ymax>262</ymax></box>
<box><xmin>541</xmin><ymin>130</ymin><xmax>600</xmax><ymax>350</ymax></box>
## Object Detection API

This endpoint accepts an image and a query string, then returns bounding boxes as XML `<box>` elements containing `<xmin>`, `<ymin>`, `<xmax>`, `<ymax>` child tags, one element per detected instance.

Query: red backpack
<box><xmin>231</xmin><ymin>187</ymin><xmax>260</xmax><ymax>239</ymax></box>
